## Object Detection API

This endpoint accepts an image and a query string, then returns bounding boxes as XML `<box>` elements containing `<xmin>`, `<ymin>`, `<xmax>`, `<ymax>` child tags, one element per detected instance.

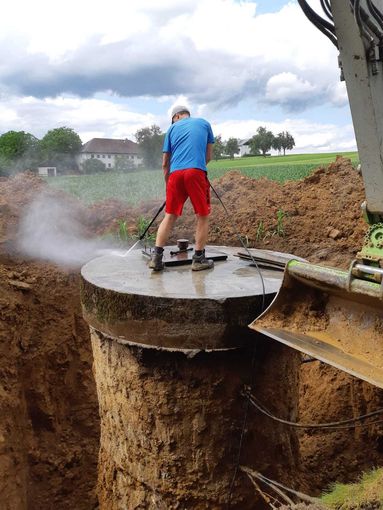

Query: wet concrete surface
<box><xmin>80</xmin><ymin>246</ymin><xmax>284</xmax><ymax>351</ymax></box>
<box><xmin>83</xmin><ymin>246</ymin><xmax>282</xmax><ymax>300</ymax></box>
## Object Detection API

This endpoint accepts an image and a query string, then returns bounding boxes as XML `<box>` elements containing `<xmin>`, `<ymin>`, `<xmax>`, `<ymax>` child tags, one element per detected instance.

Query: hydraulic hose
<box><xmin>297</xmin><ymin>0</ymin><xmax>338</xmax><ymax>48</ymax></box>
<box><xmin>320</xmin><ymin>0</ymin><xmax>333</xmax><ymax>21</ymax></box>
<box><xmin>367</xmin><ymin>0</ymin><xmax>383</xmax><ymax>31</ymax></box>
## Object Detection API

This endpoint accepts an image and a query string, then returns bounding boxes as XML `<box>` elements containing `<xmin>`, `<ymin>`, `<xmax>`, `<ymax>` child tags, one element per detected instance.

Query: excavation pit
<box><xmin>80</xmin><ymin>245</ymin><xmax>284</xmax><ymax>351</ymax></box>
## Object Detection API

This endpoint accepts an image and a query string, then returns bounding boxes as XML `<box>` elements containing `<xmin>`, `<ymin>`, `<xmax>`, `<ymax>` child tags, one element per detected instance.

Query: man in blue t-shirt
<box><xmin>149</xmin><ymin>105</ymin><xmax>215</xmax><ymax>272</ymax></box>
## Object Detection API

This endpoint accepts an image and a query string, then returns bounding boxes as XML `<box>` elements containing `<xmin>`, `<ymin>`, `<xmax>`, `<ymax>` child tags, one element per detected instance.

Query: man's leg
<box><xmin>155</xmin><ymin>213</ymin><xmax>177</xmax><ymax>247</ymax></box>
<box><xmin>183</xmin><ymin>169</ymin><xmax>214</xmax><ymax>271</ymax></box>
<box><xmin>192</xmin><ymin>214</ymin><xmax>214</xmax><ymax>271</ymax></box>
<box><xmin>149</xmin><ymin>213</ymin><xmax>177</xmax><ymax>271</ymax></box>
<box><xmin>195</xmin><ymin>215</ymin><xmax>209</xmax><ymax>251</ymax></box>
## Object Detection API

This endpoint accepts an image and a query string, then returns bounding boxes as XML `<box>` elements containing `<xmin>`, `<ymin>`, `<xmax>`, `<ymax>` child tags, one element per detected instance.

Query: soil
<box><xmin>1</xmin><ymin>157</ymin><xmax>383</xmax><ymax>508</ymax></box>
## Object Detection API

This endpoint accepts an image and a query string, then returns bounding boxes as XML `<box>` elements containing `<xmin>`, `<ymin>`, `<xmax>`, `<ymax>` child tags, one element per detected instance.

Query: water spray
<box><xmin>122</xmin><ymin>201</ymin><xmax>166</xmax><ymax>257</ymax></box>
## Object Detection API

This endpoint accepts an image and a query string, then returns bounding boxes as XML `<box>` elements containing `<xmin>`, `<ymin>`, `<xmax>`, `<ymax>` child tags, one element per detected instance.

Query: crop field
<box><xmin>46</xmin><ymin>151</ymin><xmax>359</xmax><ymax>206</ymax></box>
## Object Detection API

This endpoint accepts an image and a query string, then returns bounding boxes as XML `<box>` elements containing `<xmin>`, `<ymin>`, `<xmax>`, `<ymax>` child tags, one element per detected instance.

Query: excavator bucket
<box><xmin>250</xmin><ymin>260</ymin><xmax>383</xmax><ymax>389</ymax></box>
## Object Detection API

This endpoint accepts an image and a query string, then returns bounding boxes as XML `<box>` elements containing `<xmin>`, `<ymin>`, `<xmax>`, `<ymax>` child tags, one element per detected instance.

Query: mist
<box><xmin>16</xmin><ymin>190</ymin><xmax>125</xmax><ymax>267</ymax></box>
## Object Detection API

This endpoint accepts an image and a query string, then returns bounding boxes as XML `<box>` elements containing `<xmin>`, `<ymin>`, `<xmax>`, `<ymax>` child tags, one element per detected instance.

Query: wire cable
<box><xmin>244</xmin><ymin>389</ymin><xmax>383</xmax><ymax>430</ymax></box>
<box><xmin>209</xmin><ymin>181</ymin><xmax>267</xmax><ymax>312</ymax></box>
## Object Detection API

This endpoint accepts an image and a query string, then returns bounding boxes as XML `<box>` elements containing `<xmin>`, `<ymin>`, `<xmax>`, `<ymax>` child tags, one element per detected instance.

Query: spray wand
<box><xmin>123</xmin><ymin>201</ymin><xmax>166</xmax><ymax>256</ymax></box>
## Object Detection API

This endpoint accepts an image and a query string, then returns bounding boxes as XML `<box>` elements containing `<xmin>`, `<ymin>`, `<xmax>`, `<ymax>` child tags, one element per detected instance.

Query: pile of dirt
<box><xmin>171</xmin><ymin>156</ymin><xmax>366</xmax><ymax>268</ymax></box>
<box><xmin>0</xmin><ymin>157</ymin><xmax>382</xmax><ymax>509</ymax></box>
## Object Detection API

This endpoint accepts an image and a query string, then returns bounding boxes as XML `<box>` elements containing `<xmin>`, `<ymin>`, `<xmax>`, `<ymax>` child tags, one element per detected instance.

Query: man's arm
<box><xmin>162</xmin><ymin>152</ymin><xmax>170</xmax><ymax>182</ymax></box>
<box><xmin>206</xmin><ymin>143</ymin><xmax>213</xmax><ymax>165</ymax></box>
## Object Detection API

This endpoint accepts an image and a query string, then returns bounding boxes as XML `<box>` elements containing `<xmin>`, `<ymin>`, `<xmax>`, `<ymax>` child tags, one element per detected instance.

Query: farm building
<box><xmin>38</xmin><ymin>165</ymin><xmax>57</xmax><ymax>176</ymax></box>
<box><xmin>238</xmin><ymin>138</ymin><xmax>251</xmax><ymax>157</ymax></box>
<box><xmin>77</xmin><ymin>138</ymin><xmax>143</xmax><ymax>170</ymax></box>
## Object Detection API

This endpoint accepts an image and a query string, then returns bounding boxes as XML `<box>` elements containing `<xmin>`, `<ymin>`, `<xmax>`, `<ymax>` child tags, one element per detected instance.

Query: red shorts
<box><xmin>166</xmin><ymin>168</ymin><xmax>211</xmax><ymax>216</ymax></box>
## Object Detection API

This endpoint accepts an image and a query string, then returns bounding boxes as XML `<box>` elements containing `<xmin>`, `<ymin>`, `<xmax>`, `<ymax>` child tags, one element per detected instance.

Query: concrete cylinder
<box><xmin>81</xmin><ymin>249</ymin><xmax>301</xmax><ymax>509</ymax></box>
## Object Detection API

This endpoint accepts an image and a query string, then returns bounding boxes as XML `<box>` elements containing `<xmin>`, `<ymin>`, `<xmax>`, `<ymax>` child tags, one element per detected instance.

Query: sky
<box><xmin>0</xmin><ymin>0</ymin><xmax>356</xmax><ymax>153</ymax></box>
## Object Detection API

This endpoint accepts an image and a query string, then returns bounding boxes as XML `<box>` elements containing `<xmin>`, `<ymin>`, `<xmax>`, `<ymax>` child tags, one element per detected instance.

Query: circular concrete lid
<box><xmin>80</xmin><ymin>246</ymin><xmax>284</xmax><ymax>351</ymax></box>
<box><xmin>81</xmin><ymin>246</ymin><xmax>282</xmax><ymax>300</ymax></box>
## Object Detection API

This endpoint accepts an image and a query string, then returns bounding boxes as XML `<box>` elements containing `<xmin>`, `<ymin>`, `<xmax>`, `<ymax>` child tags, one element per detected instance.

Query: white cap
<box><xmin>171</xmin><ymin>105</ymin><xmax>190</xmax><ymax>122</ymax></box>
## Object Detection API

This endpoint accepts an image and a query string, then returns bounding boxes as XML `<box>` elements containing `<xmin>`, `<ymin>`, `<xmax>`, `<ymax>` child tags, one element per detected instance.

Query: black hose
<box><xmin>354</xmin><ymin>0</ymin><xmax>378</xmax><ymax>42</ymax></box>
<box><xmin>297</xmin><ymin>0</ymin><xmax>338</xmax><ymax>48</ymax></box>
<box><xmin>367</xmin><ymin>0</ymin><xmax>383</xmax><ymax>29</ymax></box>
<box><xmin>320</xmin><ymin>0</ymin><xmax>333</xmax><ymax>21</ymax></box>
<box><xmin>245</xmin><ymin>390</ymin><xmax>383</xmax><ymax>430</ymax></box>
<box><xmin>209</xmin><ymin>181</ymin><xmax>266</xmax><ymax>312</ymax></box>
<box><xmin>324</xmin><ymin>0</ymin><xmax>333</xmax><ymax>18</ymax></box>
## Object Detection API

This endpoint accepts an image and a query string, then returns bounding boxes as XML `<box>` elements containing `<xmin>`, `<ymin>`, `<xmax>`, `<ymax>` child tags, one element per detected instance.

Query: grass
<box><xmin>47</xmin><ymin>170</ymin><xmax>165</xmax><ymax>206</ymax></box>
<box><xmin>208</xmin><ymin>151</ymin><xmax>359</xmax><ymax>170</ymax></box>
<box><xmin>321</xmin><ymin>468</ymin><xmax>383</xmax><ymax>509</ymax></box>
<box><xmin>208</xmin><ymin>151</ymin><xmax>359</xmax><ymax>183</ymax></box>
<box><xmin>45</xmin><ymin>151</ymin><xmax>359</xmax><ymax>206</ymax></box>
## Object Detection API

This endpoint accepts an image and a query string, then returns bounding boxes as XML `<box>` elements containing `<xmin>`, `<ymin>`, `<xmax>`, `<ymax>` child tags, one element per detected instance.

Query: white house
<box><xmin>238</xmin><ymin>139</ymin><xmax>251</xmax><ymax>157</ymax></box>
<box><xmin>76</xmin><ymin>138</ymin><xmax>143</xmax><ymax>170</ymax></box>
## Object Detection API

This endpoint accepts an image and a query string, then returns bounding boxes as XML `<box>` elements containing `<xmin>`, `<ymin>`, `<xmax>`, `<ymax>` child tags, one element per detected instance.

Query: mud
<box><xmin>0</xmin><ymin>157</ymin><xmax>383</xmax><ymax>508</ymax></box>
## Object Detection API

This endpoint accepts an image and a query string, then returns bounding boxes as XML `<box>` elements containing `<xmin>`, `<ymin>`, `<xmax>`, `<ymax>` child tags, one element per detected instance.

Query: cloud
<box><xmin>0</xmin><ymin>0</ymin><xmax>340</xmax><ymax>112</ymax></box>
<box><xmin>0</xmin><ymin>0</ymin><xmax>355</xmax><ymax>152</ymax></box>
<box><xmin>264</xmin><ymin>72</ymin><xmax>319</xmax><ymax>111</ymax></box>
<box><xmin>0</xmin><ymin>94</ymin><xmax>157</xmax><ymax>141</ymax></box>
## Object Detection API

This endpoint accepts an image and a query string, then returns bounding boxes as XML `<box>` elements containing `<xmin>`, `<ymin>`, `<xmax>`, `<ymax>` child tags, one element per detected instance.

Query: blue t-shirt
<box><xmin>162</xmin><ymin>117</ymin><xmax>215</xmax><ymax>173</ymax></box>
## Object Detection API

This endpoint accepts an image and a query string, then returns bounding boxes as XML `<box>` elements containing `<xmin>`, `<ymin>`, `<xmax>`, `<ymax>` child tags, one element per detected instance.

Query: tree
<box><xmin>212</xmin><ymin>135</ymin><xmax>225</xmax><ymax>161</ymax></box>
<box><xmin>0</xmin><ymin>131</ymin><xmax>39</xmax><ymax>175</ymax></box>
<box><xmin>135</xmin><ymin>125</ymin><xmax>164</xmax><ymax>169</ymax></box>
<box><xmin>279</xmin><ymin>131</ymin><xmax>295</xmax><ymax>155</ymax></box>
<box><xmin>39</xmin><ymin>127</ymin><xmax>82</xmax><ymax>173</ymax></box>
<box><xmin>272</xmin><ymin>133</ymin><xmax>283</xmax><ymax>155</ymax></box>
<box><xmin>81</xmin><ymin>158</ymin><xmax>106</xmax><ymax>174</ymax></box>
<box><xmin>248</xmin><ymin>126</ymin><xmax>275</xmax><ymax>156</ymax></box>
<box><xmin>225</xmin><ymin>138</ymin><xmax>239</xmax><ymax>159</ymax></box>
<box><xmin>247</xmin><ymin>139</ymin><xmax>260</xmax><ymax>156</ymax></box>
<box><xmin>114</xmin><ymin>155</ymin><xmax>136</xmax><ymax>172</ymax></box>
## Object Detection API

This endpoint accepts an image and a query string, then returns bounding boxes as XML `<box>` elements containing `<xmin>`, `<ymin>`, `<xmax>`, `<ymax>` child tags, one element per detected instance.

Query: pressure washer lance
<box><xmin>123</xmin><ymin>201</ymin><xmax>166</xmax><ymax>256</ymax></box>
<box><xmin>209</xmin><ymin>182</ymin><xmax>266</xmax><ymax>312</ymax></box>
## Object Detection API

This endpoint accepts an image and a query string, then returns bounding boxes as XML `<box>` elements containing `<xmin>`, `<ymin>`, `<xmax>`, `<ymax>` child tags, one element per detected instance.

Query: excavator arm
<box><xmin>250</xmin><ymin>0</ymin><xmax>383</xmax><ymax>388</ymax></box>
<box><xmin>331</xmin><ymin>0</ymin><xmax>383</xmax><ymax>220</ymax></box>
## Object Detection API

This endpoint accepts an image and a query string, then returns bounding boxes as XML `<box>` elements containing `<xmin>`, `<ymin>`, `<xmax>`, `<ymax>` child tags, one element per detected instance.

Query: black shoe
<box><xmin>191</xmin><ymin>251</ymin><xmax>214</xmax><ymax>271</ymax></box>
<box><xmin>149</xmin><ymin>252</ymin><xmax>164</xmax><ymax>271</ymax></box>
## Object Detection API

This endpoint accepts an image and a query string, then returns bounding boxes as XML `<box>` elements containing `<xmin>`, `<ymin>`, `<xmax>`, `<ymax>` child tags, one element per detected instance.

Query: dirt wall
<box><xmin>0</xmin><ymin>256</ymin><xmax>99</xmax><ymax>509</ymax></box>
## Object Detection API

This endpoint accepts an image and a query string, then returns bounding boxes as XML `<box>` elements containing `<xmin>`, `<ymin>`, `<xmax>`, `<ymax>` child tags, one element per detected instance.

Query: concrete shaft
<box><xmin>81</xmin><ymin>248</ymin><xmax>300</xmax><ymax>508</ymax></box>
<box><xmin>91</xmin><ymin>330</ymin><xmax>300</xmax><ymax>509</ymax></box>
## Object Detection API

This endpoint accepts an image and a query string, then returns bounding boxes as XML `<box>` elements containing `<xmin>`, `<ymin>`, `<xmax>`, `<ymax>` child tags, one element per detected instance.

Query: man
<box><xmin>149</xmin><ymin>105</ymin><xmax>215</xmax><ymax>272</ymax></box>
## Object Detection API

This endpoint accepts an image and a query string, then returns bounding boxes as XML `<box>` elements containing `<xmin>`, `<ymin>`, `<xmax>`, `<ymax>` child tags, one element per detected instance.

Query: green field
<box><xmin>46</xmin><ymin>151</ymin><xmax>358</xmax><ymax>206</ymax></box>
<box><xmin>208</xmin><ymin>151</ymin><xmax>359</xmax><ymax>181</ymax></box>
